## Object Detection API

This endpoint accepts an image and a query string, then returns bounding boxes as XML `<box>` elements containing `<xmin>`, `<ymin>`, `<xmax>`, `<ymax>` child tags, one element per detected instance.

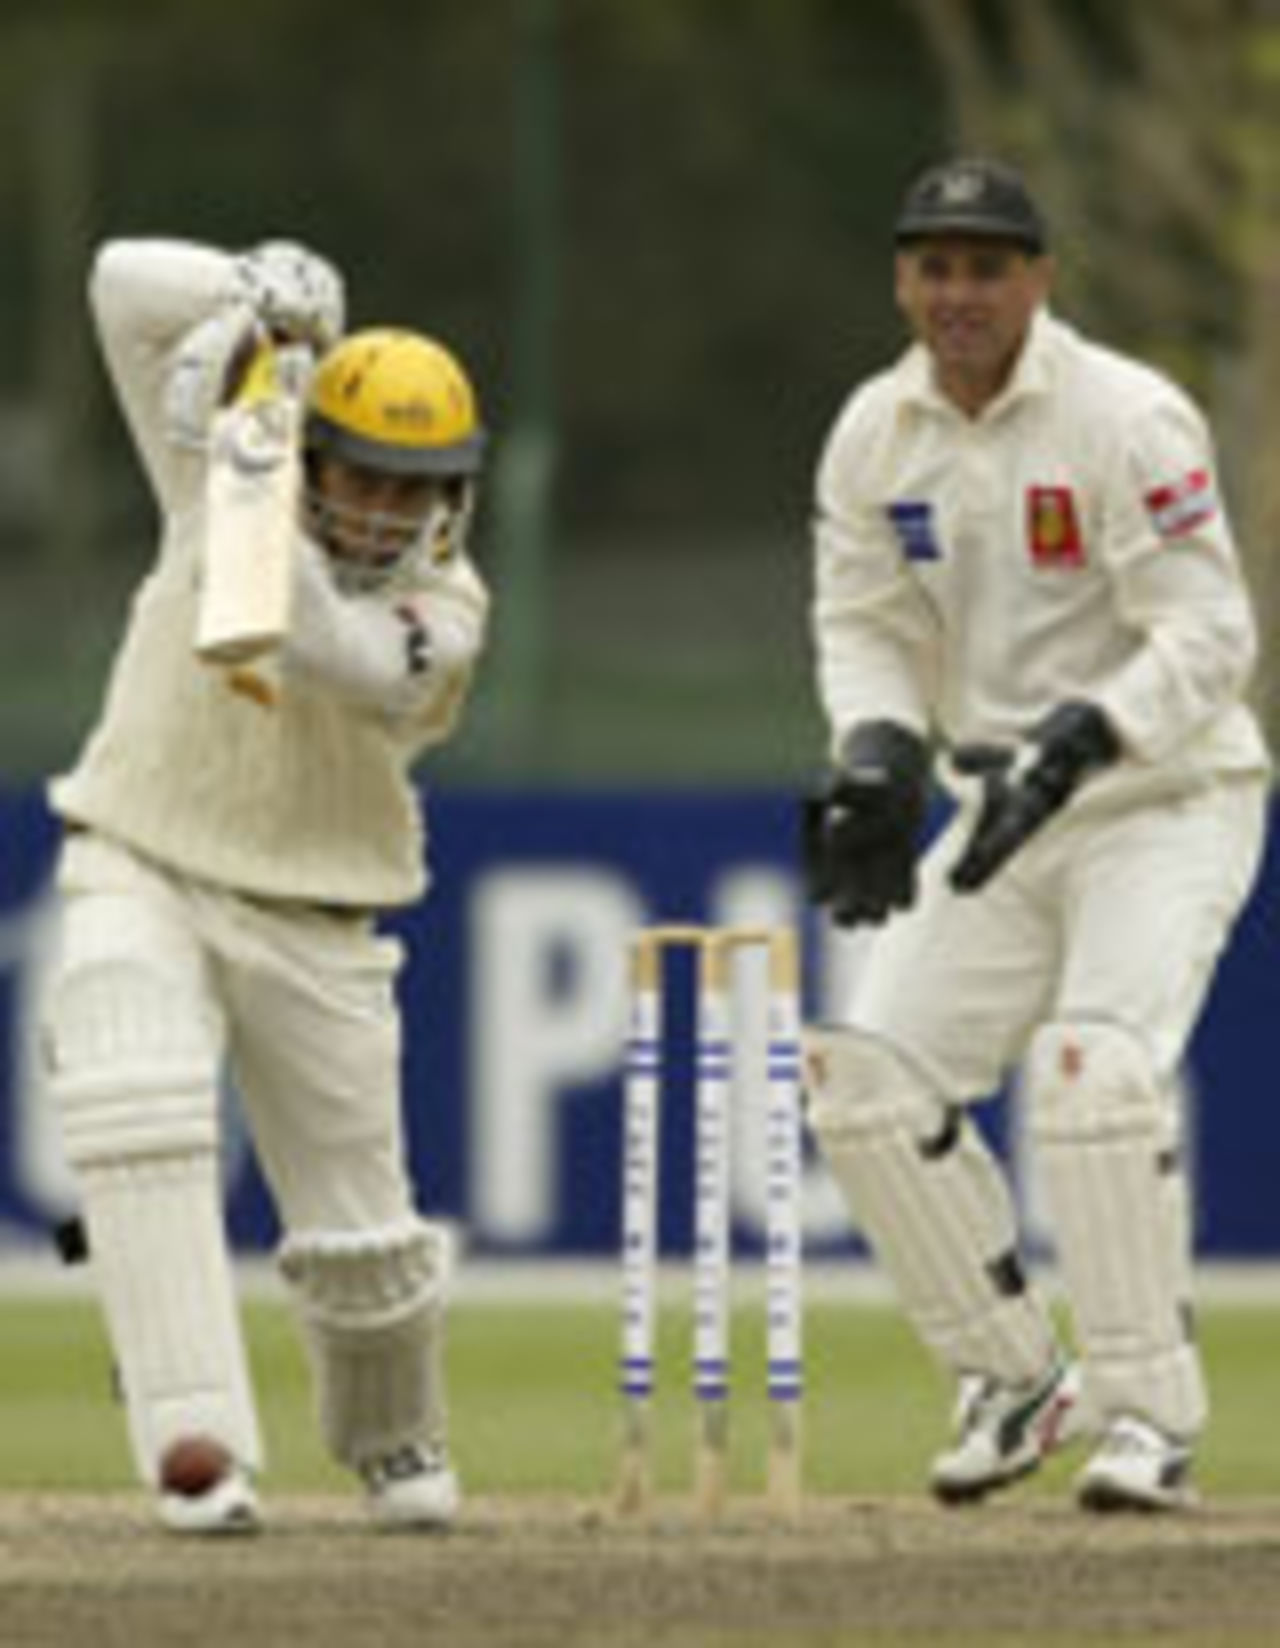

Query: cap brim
<box><xmin>895</xmin><ymin>216</ymin><xmax>1046</xmax><ymax>253</ymax></box>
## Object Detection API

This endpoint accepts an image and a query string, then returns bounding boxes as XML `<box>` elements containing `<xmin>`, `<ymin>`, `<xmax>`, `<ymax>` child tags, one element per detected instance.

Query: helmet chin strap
<box><xmin>328</xmin><ymin>550</ymin><xmax>411</xmax><ymax>598</ymax></box>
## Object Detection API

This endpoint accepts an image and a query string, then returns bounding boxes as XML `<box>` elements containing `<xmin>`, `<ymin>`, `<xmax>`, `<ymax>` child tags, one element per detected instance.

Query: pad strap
<box><xmin>804</xmin><ymin>1024</ymin><xmax>1058</xmax><ymax>1384</ymax></box>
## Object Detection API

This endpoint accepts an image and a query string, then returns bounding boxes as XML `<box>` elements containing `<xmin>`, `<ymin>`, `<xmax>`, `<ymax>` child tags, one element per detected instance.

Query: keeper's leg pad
<box><xmin>1026</xmin><ymin>1020</ymin><xmax>1205</xmax><ymax>1439</ymax></box>
<box><xmin>803</xmin><ymin>1025</ymin><xmax>1057</xmax><ymax>1384</ymax></box>
<box><xmin>279</xmin><ymin>1218</ymin><xmax>451</xmax><ymax>1471</ymax></box>
<box><xmin>44</xmin><ymin>946</ymin><xmax>259</xmax><ymax>1484</ymax></box>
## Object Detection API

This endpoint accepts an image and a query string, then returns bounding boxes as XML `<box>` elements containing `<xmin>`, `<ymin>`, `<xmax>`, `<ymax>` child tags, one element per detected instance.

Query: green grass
<box><xmin>2</xmin><ymin>1293</ymin><xmax>1278</xmax><ymax>1498</ymax></box>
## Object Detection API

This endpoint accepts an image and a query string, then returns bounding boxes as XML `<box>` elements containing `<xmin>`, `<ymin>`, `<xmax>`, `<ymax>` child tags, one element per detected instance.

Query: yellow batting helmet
<box><xmin>305</xmin><ymin>327</ymin><xmax>485</xmax><ymax>478</ymax></box>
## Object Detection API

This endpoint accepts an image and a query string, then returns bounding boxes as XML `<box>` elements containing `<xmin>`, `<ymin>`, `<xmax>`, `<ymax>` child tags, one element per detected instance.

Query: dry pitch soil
<box><xmin>2</xmin><ymin>1492</ymin><xmax>1280</xmax><ymax>1647</ymax></box>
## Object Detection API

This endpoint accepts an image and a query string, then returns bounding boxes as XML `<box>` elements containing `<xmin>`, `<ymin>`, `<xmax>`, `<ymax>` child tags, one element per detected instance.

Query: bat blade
<box><xmin>195</xmin><ymin>386</ymin><xmax>301</xmax><ymax>666</ymax></box>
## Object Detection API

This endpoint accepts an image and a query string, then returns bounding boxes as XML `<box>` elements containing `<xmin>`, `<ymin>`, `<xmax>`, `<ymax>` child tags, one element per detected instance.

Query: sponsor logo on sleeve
<box><xmin>1144</xmin><ymin>469</ymin><xmax>1217</xmax><ymax>539</ymax></box>
<box><xmin>1026</xmin><ymin>485</ymin><xmax>1085</xmax><ymax>568</ymax></box>
<box><xmin>886</xmin><ymin>500</ymin><xmax>941</xmax><ymax>562</ymax></box>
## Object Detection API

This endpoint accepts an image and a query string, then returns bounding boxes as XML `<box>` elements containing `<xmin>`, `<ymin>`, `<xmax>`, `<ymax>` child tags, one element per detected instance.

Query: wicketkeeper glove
<box><xmin>948</xmin><ymin>700</ymin><xmax>1121</xmax><ymax>893</ymax></box>
<box><xmin>802</xmin><ymin>719</ymin><xmax>933</xmax><ymax>927</ymax></box>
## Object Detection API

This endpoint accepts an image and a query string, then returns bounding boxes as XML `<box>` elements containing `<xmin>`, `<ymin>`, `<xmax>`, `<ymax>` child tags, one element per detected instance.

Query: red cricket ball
<box><xmin>160</xmin><ymin>1436</ymin><xmax>232</xmax><ymax>1498</ymax></box>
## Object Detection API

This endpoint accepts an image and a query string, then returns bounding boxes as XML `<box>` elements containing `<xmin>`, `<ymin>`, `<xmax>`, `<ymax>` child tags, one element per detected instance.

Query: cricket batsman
<box><xmin>40</xmin><ymin>237</ymin><xmax>488</xmax><ymax>1534</ymax></box>
<box><xmin>801</xmin><ymin>159</ymin><xmax>1270</xmax><ymax>1511</ymax></box>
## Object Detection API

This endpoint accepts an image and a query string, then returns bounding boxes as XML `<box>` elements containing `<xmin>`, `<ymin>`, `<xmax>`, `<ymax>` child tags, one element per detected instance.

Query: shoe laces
<box><xmin>954</xmin><ymin>1364</ymin><xmax>1063</xmax><ymax>1443</ymax></box>
<box><xmin>954</xmin><ymin>1374</ymin><xmax>1011</xmax><ymax>1436</ymax></box>
<box><xmin>362</xmin><ymin>1442</ymin><xmax>448</xmax><ymax>1489</ymax></box>
<box><xmin>1100</xmin><ymin>1417</ymin><xmax>1179</xmax><ymax>1461</ymax></box>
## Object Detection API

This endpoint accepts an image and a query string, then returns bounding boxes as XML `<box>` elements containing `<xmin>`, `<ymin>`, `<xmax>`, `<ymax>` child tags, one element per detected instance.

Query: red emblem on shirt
<box><xmin>1026</xmin><ymin>486</ymin><xmax>1084</xmax><ymax>568</ymax></box>
<box><xmin>1144</xmin><ymin>469</ymin><xmax>1216</xmax><ymax>539</ymax></box>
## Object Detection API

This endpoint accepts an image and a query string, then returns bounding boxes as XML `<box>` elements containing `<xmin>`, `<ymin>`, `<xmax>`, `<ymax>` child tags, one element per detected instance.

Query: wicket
<box><xmin>617</xmin><ymin>923</ymin><xmax>804</xmax><ymax>1520</ymax></box>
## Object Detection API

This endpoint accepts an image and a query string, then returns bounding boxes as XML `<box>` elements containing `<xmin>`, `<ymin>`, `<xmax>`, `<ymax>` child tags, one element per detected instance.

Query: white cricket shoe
<box><xmin>158</xmin><ymin>1465</ymin><xmax>262</xmax><ymax>1536</ymax></box>
<box><xmin>931</xmin><ymin>1360</ymin><xmax>1082</xmax><ymax>1505</ymax></box>
<box><xmin>361</xmin><ymin>1442</ymin><xmax>460</xmax><ymax>1531</ymax></box>
<box><xmin>1077</xmin><ymin>1416</ymin><xmax>1197</xmax><ymax>1513</ymax></box>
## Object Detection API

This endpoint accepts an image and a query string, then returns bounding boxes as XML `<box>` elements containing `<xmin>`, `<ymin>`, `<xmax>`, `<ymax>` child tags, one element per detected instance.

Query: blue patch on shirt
<box><xmin>886</xmin><ymin>500</ymin><xmax>942</xmax><ymax>562</ymax></box>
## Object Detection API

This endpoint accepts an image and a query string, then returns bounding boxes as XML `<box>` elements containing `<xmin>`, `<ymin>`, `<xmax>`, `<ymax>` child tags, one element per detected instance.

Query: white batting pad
<box><xmin>1027</xmin><ymin>1020</ymin><xmax>1205</xmax><ymax>1439</ymax></box>
<box><xmin>43</xmin><ymin>895</ymin><xmax>256</xmax><ymax>1481</ymax></box>
<box><xmin>45</xmin><ymin>903</ymin><xmax>222</xmax><ymax>1165</ymax></box>
<box><xmin>803</xmin><ymin>1024</ymin><xmax>1058</xmax><ymax>1385</ymax></box>
<box><xmin>77</xmin><ymin>1148</ymin><xmax>262</xmax><ymax>1481</ymax></box>
<box><xmin>279</xmin><ymin>1218</ymin><xmax>451</xmax><ymax>1470</ymax></box>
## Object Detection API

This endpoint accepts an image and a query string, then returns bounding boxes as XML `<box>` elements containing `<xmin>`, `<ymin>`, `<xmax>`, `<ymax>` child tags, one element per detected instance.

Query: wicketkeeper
<box><xmin>41</xmin><ymin>238</ymin><xmax>488</xmax><ymax>1534</ymax></box>
<box><xmin>801</xmin><ymin>159</ymin><xmax>1270</xmax><ymax>1512</ymax></box>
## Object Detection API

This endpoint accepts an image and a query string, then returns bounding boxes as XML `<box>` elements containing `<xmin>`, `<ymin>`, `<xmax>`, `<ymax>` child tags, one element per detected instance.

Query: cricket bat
<box><xmin>195</xmin><ymin>343</ymin><xmax>302</xmax><ymax>687</ymax></box>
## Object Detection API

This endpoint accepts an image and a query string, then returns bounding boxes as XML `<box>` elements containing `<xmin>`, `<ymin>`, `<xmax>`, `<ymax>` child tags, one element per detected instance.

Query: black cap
<box><xmin>894</xmin><ymin>158</ymin><xmax>1048</xmax><ymax>254</ymax></box>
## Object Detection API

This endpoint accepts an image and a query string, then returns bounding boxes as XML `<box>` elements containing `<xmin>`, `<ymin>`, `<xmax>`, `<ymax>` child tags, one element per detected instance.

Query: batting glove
<box><xmin>163</xmin><ymin>301</ymin><xmax>261</xmax><ymax>449</ymax></box>
<box><xmin>235</xmin><ymin>241</ymin><xmax>346</xmax><ymax>352</ymax></box>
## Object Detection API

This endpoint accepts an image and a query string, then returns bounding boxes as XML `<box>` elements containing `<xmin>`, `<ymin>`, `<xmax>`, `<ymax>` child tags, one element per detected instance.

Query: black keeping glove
<box><xmin>948</xmin><ymin>701</ymin><xmax>1121</xmax><ymax>894</ymax></box>
<box><xmin>802</xmin><ymin>720</ymin><xmax>932</xmax><ymax>927</ymax></box>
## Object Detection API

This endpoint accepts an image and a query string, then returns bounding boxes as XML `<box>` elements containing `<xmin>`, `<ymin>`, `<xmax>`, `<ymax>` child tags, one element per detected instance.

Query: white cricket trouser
<box><xmin>846</xmin><ymin>777</ymin><xmax>1266</xmax><ymax>1097</ymax></box>
<box><xmin>43</xmin><ymin>830</ymin><xmax>425</xmax><ymax>1480</ymax></box>
<box><xmin>824</xmin><ymin>773</ymin><xmax>1266</xmax><ymax>1437</ymax></box>
<box><xmin>51</xmin><ymin>829</ymin><xmax>418</xmax><ymax>1236</ymax></box>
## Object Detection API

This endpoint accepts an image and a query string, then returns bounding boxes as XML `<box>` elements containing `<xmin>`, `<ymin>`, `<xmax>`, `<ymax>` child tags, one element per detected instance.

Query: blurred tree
<box><xmin>558</xmin><ymin>0</ymin><xmax>926</xmax><ymax>535</ymax></box>
<box><xmin>0</xmin><ymin>0</ymin><xmax>942</xmax><ymax>782</ymax></box>
<box><xmin>906</xmin><ymin>0</ymin><xmax>1280</xmax><ymax>748</ymax></box>
<box><xmin>6</xmin><ymin>0</ymin><xmax>1274</xmax><ymax>779</ymax></box>
<box><xmin>478</xmin><ymin>0</ymin><xmax>563</xmax><ymax>763</ymax></box>
<box><xmin>1234</xmin><ymin>0</ymin><xmax>1280</xmax><ymax>742</ymax></box>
